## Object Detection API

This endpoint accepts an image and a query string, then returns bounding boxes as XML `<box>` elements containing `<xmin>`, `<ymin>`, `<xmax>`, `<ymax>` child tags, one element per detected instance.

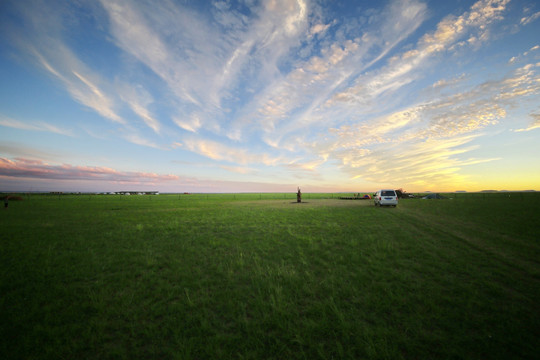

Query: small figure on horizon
<box><xmin>4</xmin><ymin>196</ymin><xmax>8</xmax><ymax>209</ymax></box>
<box><xmin>297</xmin><ymin>187</ymin><xmax>302</xmax><ymax>203</ymax></box>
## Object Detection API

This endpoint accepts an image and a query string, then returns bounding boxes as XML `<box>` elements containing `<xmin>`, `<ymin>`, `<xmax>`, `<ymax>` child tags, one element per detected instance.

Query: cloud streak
<box><xmin>325</xmin><ymin>58</ymin><xmax>539</xmax><ymax>184</ymax></box>
<box><xmin>514</xmin><ymin>113</ymin><xmax>540</xmax><ymax>132</ymax></box>
<box><xmin>0</xmin><ymin>115</ymin><xmax>73</xmax><ymax>136</ymax></box>
<box><xmin>3</xmin><ymin>0</ymin><xmax>170</xmax><ymax>139</ymax></box>
<box><xmin>182</xmin><ymin>137</ymin><xmax>283</xmax><ymax>167</ymax></box>
<box><xmin>235</xmin><ymin>0</ymin><xmax>429</xmax><ymax>144</ymax></box>
<box><xmin>0</xmin><ymin>157</ymin><xmax>179</xmax><ymax>183</ymax></box>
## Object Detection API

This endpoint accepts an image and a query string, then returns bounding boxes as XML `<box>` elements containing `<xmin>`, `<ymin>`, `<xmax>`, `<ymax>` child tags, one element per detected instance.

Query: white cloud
<box><xmin>514</xmin><ymin>113</ymin><xmax>540</xmax><ymax>132</ymax></box>
<box><xmin>343</xmin><ymin>134</ymin><xmax>493</xmax><ymax>190</ymax></box>
<box><xmin>231</xmin><ymin>0</ymin><xmax>428</xmax><ymax>147</ymax></box>
<box><xmin>286</xmin><ymin>156</ymin><xmax>328</xmax><ymax>172</ymax></box>
<box><xmin>173</xmin><ymin>115</ymin><xmax>202</xmax><ymax>134</ymax></box>
<box><xmin>520</xmin><ymin>11</ymin><xmax>540</xmax><ymax>25</ymax></box>
<box><xmin>310</xmin><ymin>22</ymin><xmax>331</xmax><ymax>36</ymax></box>
<box><xmin>122</xmin><ymin>132</ymin><xmax>163</xmax><ymax>149</ymax></box>
<box><xmin>324</xmin><ymin>59</ymin><xmax>539</xmax><ymax>185</ymax></box>
<box><xmin>32</xmin><ymin>47</ymin><xmax>124</xmax><ymax>124</ymax></box>
<box><xmin>182</xmin><ymin>137</ymin><xmax>283</xmax><ymax>166</ymax></box>
<box><xmin>100</xmin><ymin>0</ymin><xmax>310</xmax><ymax>135</ymax></box>
<box><xmin>100</xmin><ymin>0</ymin><xmax>203</xmax><ymax>106</ymax></box>
<box><xmin>281</xmin><ymin>0</ymin><xmax>527</xmax><ymax>188</ymax></box>
<box><xmin>331</xmin><ymin>0</ymin><xmax>510</xmax><ymax>107</ymax></box>
<box><xmin>117</xmin><ymin>83</ymin><xmax>160</xmax><ymax>133</ymax></box>
<box><xmin>219</xmin><ymin>165</ymin><xmax>257</xmax><ymax>175</ymax></box>
<box><xmin>4</xmin><ymin>0</ymin><xmax>128</xmax><ymax>125</ymax></box>
<box><xmin>0</xmin><ymin>115</ymin><xmax>74</xmax><ymax>136</ymax></box>
<box><xmin>2</xmin><ymin>0</ymin><xmax>538</xmax><ymax>191</ymax></box>
<box><xmin>432</xmin><ymin>74</ymin><xmax>466</xmax><ymax>89</ymax></box>
<box><xmin>0</xmin><ymin>156</ymin><xmax>179</xmax><ymax>182</ymax></box>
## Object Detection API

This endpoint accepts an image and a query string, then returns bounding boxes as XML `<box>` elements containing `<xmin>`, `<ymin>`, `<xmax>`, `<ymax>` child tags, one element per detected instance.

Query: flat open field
<box><xmin>1</xmin><ymin>193</ymin><xmax>539</xmax><ymax>359</ymax></box>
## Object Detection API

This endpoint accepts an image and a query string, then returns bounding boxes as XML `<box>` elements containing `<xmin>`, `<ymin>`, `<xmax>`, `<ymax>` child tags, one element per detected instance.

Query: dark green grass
<box><xmin>1</xmin><ymin>193</ymin><xmax>539</xmax><ymax>359</ymax></box>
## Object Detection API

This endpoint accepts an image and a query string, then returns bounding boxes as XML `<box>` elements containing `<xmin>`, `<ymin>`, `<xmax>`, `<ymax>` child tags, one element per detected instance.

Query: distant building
<box><xmin>117</xmin><ymin>191</ymin><xmax>159</xmax><ymax>195</ymax></box>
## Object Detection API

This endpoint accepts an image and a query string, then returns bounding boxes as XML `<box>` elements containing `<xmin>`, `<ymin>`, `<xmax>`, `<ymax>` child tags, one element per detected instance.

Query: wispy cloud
<box><xmin>0</xmin><ymin>115</ymin><xmax>73</xmax><ymax>136</ymax></box>
<box><xmin>0</xmin><ymin>156</ymin><xmax>314</xmax><ymax>193</ymax></box>
<box><xmin>344</xmin><ymin>134</ymin><xmax>501</xmax><ymax>190</ymax></box>
<box><xmin>182</xmin><ymin>137</ymin><xmax>283</xmax><ymax>166</ymax></box>
<box><xmin>520</xmin><ymin>11</ymin><xmax>540</xmax><ymax>25</ymax></box>
<box><xmin>233</xmin><ymin>0</ymin><xmax>428</xmax><ymax>144</ymax></box>
<box><xmin>30</xmin><ymin>46</ymin><xmax>124</xmax><ymax>124</ymax></box>
<box><xmin>1</xmin><ymin>0</ymin><xmax>538</xmax><ymax>191</ymax></box>
<box><xmin>4</xmin><ymin>0</ymin><xmax>169</xmax><ymax>136</ymax></box>
<box><xmin>329</xmin><ymin>0</ymin><xmax>510</xmax><ymax>107</ymax></box>
<box><xmin>325</xmin><ymin>57</ymin><xmax>539</xmax><ymax>185</ymax></box>
<box><xmin>219</xmin><ymin>165</ymin><xmax>258</xmax><ymax>175</ymax></box>
<box><xmin>514</xmin><ymin>113</ymin><xmax>540</xmax><ymax>132</ymax></box>
<box><xmin>121</xmin><ymin>132</ymin><xmax>164</xmax><ymax>150</ymax></box>
<box><xmin>0</xmin><ymin>157</ymin><xmax>179</xmax><ymax>183</ymax></box>
<box><xmin>0</xmin><ymin>143</ymin><xmax>60</xmax><ymax>163</ymax></box>
<box><xmin>99</xmin><ymin>0</ymin><xmax>311</xmax><ymax>136</ymax></box>
<box><xmin>117</xmin><ymin>83</ymin><xmax>161</xmax><ymax>134</ymax></box>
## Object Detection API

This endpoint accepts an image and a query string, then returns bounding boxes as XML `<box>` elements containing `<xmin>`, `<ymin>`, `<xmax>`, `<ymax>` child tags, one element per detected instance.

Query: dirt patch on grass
<box><xmin>2</xmin><ymin>195</ymin><xmax>24</xmax><ymax>201</ymax></box>
<box><xmin>233</xmin><ymin>198</ymin><xmax>373</xmax><ymax>209</ymax></box>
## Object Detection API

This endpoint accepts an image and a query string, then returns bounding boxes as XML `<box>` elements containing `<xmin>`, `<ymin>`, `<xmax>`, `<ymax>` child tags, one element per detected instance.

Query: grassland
<box><xmin>1</xmin><ymin>193</ymin><xmax>539</xmax><ymax>359</ymax></box>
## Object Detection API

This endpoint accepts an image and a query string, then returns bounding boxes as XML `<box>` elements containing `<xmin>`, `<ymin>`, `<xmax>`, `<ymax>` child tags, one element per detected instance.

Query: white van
<box><xmin>374</xmin><ymin>189</ymin><xmax>398</xmax><ymax>207</ymax></box>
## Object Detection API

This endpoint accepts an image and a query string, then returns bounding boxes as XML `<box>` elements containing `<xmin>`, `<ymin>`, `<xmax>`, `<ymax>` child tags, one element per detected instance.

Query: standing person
<box><xmin>297</xmin><ymin>187</ymin><xmax>302</xmax><ymax>203</ymax></box>
<box><xmin>4</xmin><ymin>196</ymin><xmax>8</xmax><ymax>208</ymax></box>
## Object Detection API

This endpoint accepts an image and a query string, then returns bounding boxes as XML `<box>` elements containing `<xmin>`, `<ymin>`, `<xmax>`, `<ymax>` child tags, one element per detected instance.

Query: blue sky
<box><xmin>1</xmin><ymin>0</ymin><xmax>539</xmax><ymax>193</ymax></box>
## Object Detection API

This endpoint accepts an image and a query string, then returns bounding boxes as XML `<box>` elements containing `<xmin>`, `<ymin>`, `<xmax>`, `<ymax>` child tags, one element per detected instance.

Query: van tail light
<box><xmin>379</xmin><ymin>196</ymin><xmax>381</xmax><ymax>200</ymax></box>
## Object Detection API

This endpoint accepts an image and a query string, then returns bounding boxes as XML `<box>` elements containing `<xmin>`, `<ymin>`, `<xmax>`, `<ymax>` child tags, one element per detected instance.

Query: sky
<box><xmin>1</xmin><ymin>0</ymin><xmax>539</xmax><ymax>193</ymax></box>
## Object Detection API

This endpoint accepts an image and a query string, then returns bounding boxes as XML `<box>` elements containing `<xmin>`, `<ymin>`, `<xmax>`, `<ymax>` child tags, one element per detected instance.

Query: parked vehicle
<box><xmin>374</xmin><ymin>189</ymin><xmax>398</xmax><ymax>207</ymax></box>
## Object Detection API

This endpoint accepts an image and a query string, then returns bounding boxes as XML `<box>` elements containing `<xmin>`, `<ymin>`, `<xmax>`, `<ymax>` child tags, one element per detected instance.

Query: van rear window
<box><xmin>381</xmin><ymin>191</ymin><xmax>395</xmax><ymax>196</ymax></box>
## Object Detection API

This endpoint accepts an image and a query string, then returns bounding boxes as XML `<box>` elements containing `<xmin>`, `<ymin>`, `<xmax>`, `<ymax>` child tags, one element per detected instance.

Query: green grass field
<box><xmin>1</xmin><ymin>193</ymin><xmax>539</xmax><ymax>359</ymax></box>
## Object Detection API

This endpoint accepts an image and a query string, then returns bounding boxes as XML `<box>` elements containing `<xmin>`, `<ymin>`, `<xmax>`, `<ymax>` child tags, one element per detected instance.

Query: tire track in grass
<box><xmin>387</xmin><ymin>205</ymin><xmax>539</xmax><ymax>279</ymax></box>
<box><xmin>385</xmin><ymin>204</ymin><xmax>539</xmax><ymax>359</ymax></box>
